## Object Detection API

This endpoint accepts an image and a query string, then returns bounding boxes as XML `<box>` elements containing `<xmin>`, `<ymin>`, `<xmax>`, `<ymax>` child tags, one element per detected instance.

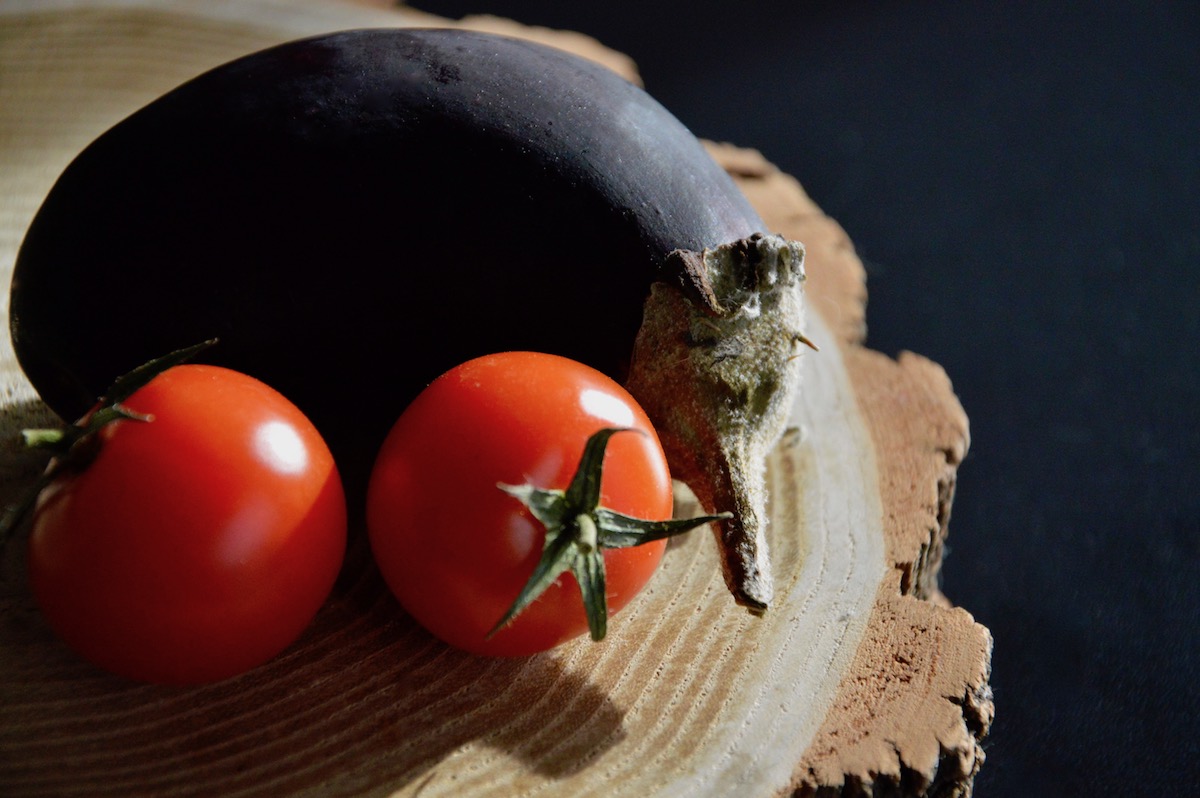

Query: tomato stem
<box><xmin>21</xmin><ymin>428</ymin><xmax>67</xmax><ymax>450</ymax></box>
<box><xmin>491</xmin><ymin>427</ymin><xmax>731</xmax><ymax>643</ymax></box>
<box><xmin>576</xmin><ymin>514</ymin><xmax>598</xmax><ymax>553</ymax></box>
<box><xmin>0</xmin><ymin>339</ymin><xmax>217</xmax><ymax>548</ymax></box>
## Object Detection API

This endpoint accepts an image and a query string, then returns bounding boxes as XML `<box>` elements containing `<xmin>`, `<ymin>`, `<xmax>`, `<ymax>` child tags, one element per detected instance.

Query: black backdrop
<box><xmin>413</xmin><ymin>2</ymin><xmax>1199</xmax><ymax>795</ymax></box>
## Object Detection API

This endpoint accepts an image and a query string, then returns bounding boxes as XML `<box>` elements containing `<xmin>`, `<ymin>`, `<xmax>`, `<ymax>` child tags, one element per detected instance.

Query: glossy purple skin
<box><xmin>10</xmin><ymin>28</ymin><xmax>763</xmax><ymax>477</ymax></box>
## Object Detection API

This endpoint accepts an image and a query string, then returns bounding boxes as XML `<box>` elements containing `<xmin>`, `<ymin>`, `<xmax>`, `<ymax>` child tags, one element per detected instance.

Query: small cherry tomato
<box><xmin>366</xmin><ymin>351</ymin><xmax>720</xmax><ymax>657</ymax></box>
<box><xmin>26</xmin><ymin>364</ymin><xmax>347</xmax><ymax>685</ymax></box>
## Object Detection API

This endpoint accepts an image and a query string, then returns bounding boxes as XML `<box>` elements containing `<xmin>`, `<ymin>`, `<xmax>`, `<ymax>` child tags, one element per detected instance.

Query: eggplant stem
<box><xmin>625</xmin><ymin>233</ymin><xmax>808</xmax><ymax>611</ymax></box>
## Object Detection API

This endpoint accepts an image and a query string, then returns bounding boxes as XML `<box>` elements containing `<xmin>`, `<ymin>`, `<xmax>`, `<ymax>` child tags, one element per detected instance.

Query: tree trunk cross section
<box><xmin>0</xmin><ymin>3</ymin><xmax>992</xmax><ymax>796</ymax></box>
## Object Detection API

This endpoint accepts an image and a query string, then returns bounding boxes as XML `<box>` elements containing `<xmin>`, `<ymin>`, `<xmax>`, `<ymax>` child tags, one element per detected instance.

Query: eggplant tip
<box><xmin>626</xmin><ymin>233</ymin><xmax>807</xmax><ymax>610</ymax></box>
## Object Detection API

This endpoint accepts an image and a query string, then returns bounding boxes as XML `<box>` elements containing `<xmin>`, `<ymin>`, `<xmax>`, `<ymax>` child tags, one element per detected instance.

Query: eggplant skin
<box><xmin>10</xmin><ymin>28</ymin><xmax>762</xmax><ymax>477</ymax></box>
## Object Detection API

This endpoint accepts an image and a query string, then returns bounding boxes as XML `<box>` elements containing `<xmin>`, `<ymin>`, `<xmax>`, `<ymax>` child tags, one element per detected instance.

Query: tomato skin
<box><xmin>27</xmin><ymin>365</ymin><xmax>347</xmax><ymax>685</ymax></box>
<box><xmin>366</xmin><ymin>352</ymin><xmax>673</xmax><ymax>656</ymax></box>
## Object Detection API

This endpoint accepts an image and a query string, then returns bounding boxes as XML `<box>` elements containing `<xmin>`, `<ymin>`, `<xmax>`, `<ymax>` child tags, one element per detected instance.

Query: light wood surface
<box><xmin>0</xmin><ymin>2</ymin><xmax>992</xmax><ymax>796</ymax></box>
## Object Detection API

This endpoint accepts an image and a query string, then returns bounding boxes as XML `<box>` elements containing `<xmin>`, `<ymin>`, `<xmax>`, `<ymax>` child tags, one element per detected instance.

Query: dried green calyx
<box><xmin>493</xmin><ymin>427</ymin><xmax>730</xmax><ymax>642</ymax></box>
<box><xmin>626</xmin><ymin>233</ymin><xmax>810</xmax><ymax>611</ymax></box>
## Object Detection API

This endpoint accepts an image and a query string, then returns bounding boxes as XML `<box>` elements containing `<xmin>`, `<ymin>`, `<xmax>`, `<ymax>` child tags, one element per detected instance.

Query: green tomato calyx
<box><xmin>0</xmin><ymin>339</ymin><xmax>217</xmax><ymax>546</ymax></box>
<box><xmin>493</xmin><ymin>427</ymin><xmax>730</xmax><ymax>643</ymax></box>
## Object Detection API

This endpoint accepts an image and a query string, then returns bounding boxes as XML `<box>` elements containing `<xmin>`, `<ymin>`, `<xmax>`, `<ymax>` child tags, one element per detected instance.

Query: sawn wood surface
<box><xmin>0</xmin><ymin>2</ymin><xmax>992</xmax><ymax>796</ymax></box>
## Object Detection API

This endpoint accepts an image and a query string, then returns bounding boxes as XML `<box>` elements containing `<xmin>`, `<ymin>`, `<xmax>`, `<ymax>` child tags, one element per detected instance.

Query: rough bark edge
<box><xmin>788</xmin><ymin>584</ymin><xmax>994</xmax><ymax>798</ymax></box>
<box><xmin>706</xmin><ymin>144</ymin><xmax>994</xmax><ymax>797</ymax></box>
<box><xmin>784</xmin><ymin>349</ymin><xmax>993</xmax><ymax>797</ymax></box>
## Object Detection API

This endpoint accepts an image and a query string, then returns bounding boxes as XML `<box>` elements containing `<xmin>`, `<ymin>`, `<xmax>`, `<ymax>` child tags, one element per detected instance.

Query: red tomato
<box><xmin>26</xmin><ymin>364</ymin><xmax>346</xmax><ymax>685</ymax></box>
<box><xmin>366</xmin><ymin>352</ymin><xmax>674</xmax><ymax>656</ymax></box>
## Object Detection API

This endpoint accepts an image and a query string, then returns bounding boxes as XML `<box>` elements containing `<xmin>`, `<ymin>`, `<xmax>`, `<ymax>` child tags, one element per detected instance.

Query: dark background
<box><xmin>413</xmin><ymin>2</ymin><xmax>1198</xmax><ymax>795</ymax></box>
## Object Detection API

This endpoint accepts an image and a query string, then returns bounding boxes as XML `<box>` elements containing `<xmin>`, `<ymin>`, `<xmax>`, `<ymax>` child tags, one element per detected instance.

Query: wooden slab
<box><xmin>0</xmin><ymin>2</ymin><xmax>992</xmax><ymax>796</ymax></box>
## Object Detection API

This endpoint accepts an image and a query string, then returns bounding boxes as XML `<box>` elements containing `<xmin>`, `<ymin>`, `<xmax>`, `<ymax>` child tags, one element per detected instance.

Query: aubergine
<box><xmin>9</xmin><ymin>28</ymin><xmax>807</xmax><ymax>610</ymax></box>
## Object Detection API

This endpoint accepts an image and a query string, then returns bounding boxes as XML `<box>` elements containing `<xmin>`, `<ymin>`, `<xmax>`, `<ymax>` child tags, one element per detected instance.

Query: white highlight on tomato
<box><xmin>580</xmin><ymin>388</ymin><xmax>637</xmax><ymax>427</ymax></box>
<box><xmin>254</xmin><ymin>420</ymin><xmax>309</xmax><ymax>475</ymax></box>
